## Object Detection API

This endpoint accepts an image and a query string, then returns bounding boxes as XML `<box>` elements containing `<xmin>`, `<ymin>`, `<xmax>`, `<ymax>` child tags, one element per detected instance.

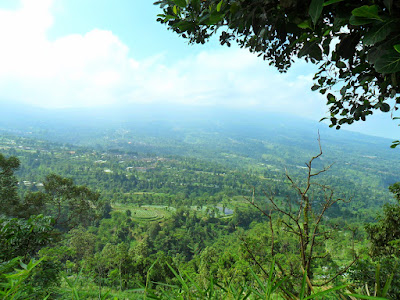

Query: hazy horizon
<box><xmin>0</xmin><ymin>0</ymin><xmax>398</xmax><ymax>140</ymax></box>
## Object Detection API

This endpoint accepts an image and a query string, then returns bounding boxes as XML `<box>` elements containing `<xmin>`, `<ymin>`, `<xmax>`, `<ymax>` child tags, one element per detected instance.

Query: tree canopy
<box><xmin>155</xmin><ymin>0</ymin><xmax>400</xmax><ymax>138</ymax></box>
<box><xmin>0</xmin><ymin>153</ymin><xmax>20</xmax><ymax>217</ymax></box>
<box><xmin>366</xmin><ymin>182</ymin><xmax>400</xmax><ymax>257</ymax></box>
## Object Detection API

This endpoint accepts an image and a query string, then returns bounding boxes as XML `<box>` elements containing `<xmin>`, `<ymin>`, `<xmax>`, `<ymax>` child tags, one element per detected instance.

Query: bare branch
<box><xmin>285</xmin><ymin>170</ymin><xmax>303</xmax><ymax>197</ymax></box>
<box><xmin>280</xmin><ymin>219</ymin><xmax>300</xmax><ymax>236</ymax></box>
<box><xmin>239</xmin><ymin>236</ymin><xmax>269</xmax><ymax>277</ymax></box>
<box><xmin>268</xmin><ymin>210</ymin><xmax>275</xmax><ymax>257</ymax></box>
<box><xmin>312</xmin><ymin>253</ymin><xmax>329</xmax><ymax>260</ymax></box>
<box><xmin>315</xmin><ymin>256</ymin><xmax>358</xmax><ymax>287</ymax></box>
<box><xmin>243</xmin><ymin>134</ymin><xmax>354</xmax><ymax>295</ymax></box>
<box><xmin>310</xmin><ymin>163</ymin><xmax>334</xmax><ymax>177</ymax></box>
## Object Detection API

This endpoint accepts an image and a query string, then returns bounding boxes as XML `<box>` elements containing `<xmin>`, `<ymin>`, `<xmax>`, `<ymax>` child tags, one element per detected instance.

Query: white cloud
<box><xmin>0</xmin><ymin>0</ymin><xmax>326</xmax><ymax>121</ymax></box>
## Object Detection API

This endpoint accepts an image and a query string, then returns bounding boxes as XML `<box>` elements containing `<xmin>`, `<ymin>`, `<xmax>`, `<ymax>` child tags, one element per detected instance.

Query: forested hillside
<box><xmin>1</xmin><ymin>109</ymin><xmax>400</xmax><ymax>298</ymax></box>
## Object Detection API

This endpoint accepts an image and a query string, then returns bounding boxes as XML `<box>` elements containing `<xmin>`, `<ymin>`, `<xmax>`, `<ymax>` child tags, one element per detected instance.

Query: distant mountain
<box><xmin>0</xmin><ymin>101</ymin><xmax>397</xmax><ymax>157</ymax></box>
<box><xmin>1</xmin><ymin>101</ymin><xmax>399</xmax><ymax>213</ymax></box>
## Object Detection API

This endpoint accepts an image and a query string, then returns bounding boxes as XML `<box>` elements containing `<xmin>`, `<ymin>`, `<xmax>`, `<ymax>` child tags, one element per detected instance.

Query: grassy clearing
<box><xmin>112</xmin><ymin>201</ymin><xmax>240</xmax><ymax>222</ymax></box>
<box><xmin>58</xmin><ymin>277</ymin><xmax>143</xmax><ymax>299</ymax></box>
<box><xmin>112</xmin><ymin>203</ymin><xmax>173</xmax><ymax>222</ymax></box>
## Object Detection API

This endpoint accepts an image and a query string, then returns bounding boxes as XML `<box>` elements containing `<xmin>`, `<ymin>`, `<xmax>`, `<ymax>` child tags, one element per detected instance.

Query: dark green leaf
<box><xmin>309</xmin><ymin>0</ymin><xmax>324</xmax><ymax>25</ymax></box>
<box><xmin>346</xmin><ymin>294</ymin><xmax>388</xmax><ymax>300</ymax></box>
<box><xmin>298</xmin><ymin>41</ymin><xmax>322</xmax><ymax>60</ymax></box>
<box><xmin>174</xmin><ymin>0</ymin><xmax>187</xmax><ymax>8</ymax></box>
<box><xmin>304</xmin><ymin>285</ymin><xmax>348</xmax><ymax>299</ymax></box>
<box><xmin>323</xmin><ymin>28</ymin><xmax>331</xmax><ymax>37</ymax></box>
<box><xmin>299</xmin><ymin>270</ymin><xmax>307</xmax><ymax>299</ymax></box>
<box><xmin>163</xmin><ymin>15</ymin><xmax>177</xmax><ymax>22</ymax></box>
<box><xmin>367</xmin><ymin>48</ymin><xmax>380</xmax><ymax>64</ymax></box>
<box><xmin>375</xmin><ymin>49</ymin><xmax>400</xmax><ymax>73</ymax></box>
<box><xmin>383</xmin><ymin>0</ymin><xmax>393</xmax><ymax>13</ymax></box>
<box><xmin>349</xmin><ymin>16</ymin><xmax>373</xmax><ymax>26</ymax></box>
<box><xmin>327</xmin><ymin>93</ymin><xmax>336</xmax><ymax>104</ymax></box>
<box><xmin>311</xmin><ymin>84</ymin><xmax>320</xmax><ymax>91</ymax></box>
<box><xmin>382</xmin><ymin>267</ymin><xmax>395</xmax><ymax>297</ymax></box>
<box><xmin>191</xmin><ymin>0</ymin><xmax>200</xmax><ymax>10</ymax></box>
<box><xmin>205</xmin><ymin>12</ymin><xmax>225</xmax><ymax>25</ymax></box>
<box><xmin>380</xmin><ymin>103</ymin><xmax>391</xmax><ymax>112</ymax></box>
<box><xmin>394</xmin><ymin>44</ymin><xmax>400</xmax><ymax>54</ymax></box>
<box><xmin>230</xmin><ymin>3</ymin><xmax>239</xmax><ymax>14</ymax></box>
<box><xmin>336</xmin><ymin>61</ymin><xmax>346</xmax><ymax>68</ymax></box>
<box><xmin>297</xmin><ymin>20</ymin><xmax>312</xmax><ymax>29</ymax></box>
<box><xmin>198</xmin><ymin>13</ymin><xmax>210</xmax><ymax>24</ymax></box>
<box><xmin>351</xmin><ymin>5</ymin><xmax>382</xmax><ymax>21</ymax></box>
<box><xmin>174</xmin><ymin>21</ymin><xmax>195</xmax><ymax>31</ymax></box>
<box><xmin>323</xmin><ymin>0</ymin><xmax>343</xmax><ymax>6</ymax></box>
<box><xmin>363</xmin><ymin>21</ymin><xmax>394</xmax><ymax>46</ymax></box>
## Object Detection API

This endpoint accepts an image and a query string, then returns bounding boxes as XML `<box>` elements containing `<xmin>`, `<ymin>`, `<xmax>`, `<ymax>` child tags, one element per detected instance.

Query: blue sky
<box><xmin>0</xmin><ymin>0</ymin><xmax>398</xmax><ymax>139</ymax></box>
<box><xmin>46</xmin><ymin>0</ymin><xmax>212</xmax><ymax>60</ymax></box>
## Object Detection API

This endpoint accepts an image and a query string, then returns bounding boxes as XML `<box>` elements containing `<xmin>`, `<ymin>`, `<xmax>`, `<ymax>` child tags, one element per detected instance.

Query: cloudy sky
<box><xmin>0</xmin><ymin>0</ymin><xmax>398</xmax><ymax>138</ymax></box>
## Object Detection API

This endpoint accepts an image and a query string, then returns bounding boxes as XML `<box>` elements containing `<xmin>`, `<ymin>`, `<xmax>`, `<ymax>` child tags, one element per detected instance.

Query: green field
<box><xmin>112</xmin><ymin>203</ymin><xmax>174</xmax><ymax>222</ymax></box>
<box><xmin>113</xmin><ymin>202</ymin><xmax>237</xmax><ymax>221</ymax></box>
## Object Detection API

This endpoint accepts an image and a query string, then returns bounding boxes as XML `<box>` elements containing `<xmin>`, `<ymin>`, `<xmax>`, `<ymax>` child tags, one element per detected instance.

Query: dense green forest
<box><xmin>1</xmin><ymin>114</ymin><xmax>400</xmax><ymax>298</ymax></box>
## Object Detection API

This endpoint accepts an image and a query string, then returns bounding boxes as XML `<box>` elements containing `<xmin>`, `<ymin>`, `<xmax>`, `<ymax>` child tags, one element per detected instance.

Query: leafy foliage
<box><xmin>0</xmin><ymin>215</ymin><xmax>54</xmax><ymax>263</ymax></box>
<box><xmin>0</xmin><ymin>131</ymin><xmax>398</xmax><ymax>298</ymax></box>
<box><xmin>155</xmin><ymin>0</ymin><xmax>400</xmax><ymax>130</ymax></box>
<box><xmin>22</xmin><ymin>174</ymin><xmax>101</xmax><ymax>231</ymax></box>
<box><xmin>0</xmin><ymin>153</ymin><xmax>20</xmax><ymax>217</ymax></box>
<box><xmin>349</xmin><ymin>257</ymin><xmax>400</xmax><ymax>299</ymax></box>
<box><xmin>138</xmin><ymin>259</ymin><xmax>349</xmax><ymax>300</ymax></box>
<box><xmin>0</xmin><ymin>258</ymin><xmax>44</xmax><ymax>300</ymax></box>
<box><xmin>366</xmin><ymin>182</ymin><xmax>400</xmax><ymax>257</ymax></box>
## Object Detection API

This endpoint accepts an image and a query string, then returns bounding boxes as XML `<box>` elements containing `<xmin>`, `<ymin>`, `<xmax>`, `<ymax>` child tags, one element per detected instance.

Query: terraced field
<box><xmin>113</xmin><ymin>202</ymin><xmax>236</xmax><ymax>222</ymax></box>
<box><xmin>112</xmin><ymin>204</ymin><xmax>174</xmax><ymax>222</ymax></box>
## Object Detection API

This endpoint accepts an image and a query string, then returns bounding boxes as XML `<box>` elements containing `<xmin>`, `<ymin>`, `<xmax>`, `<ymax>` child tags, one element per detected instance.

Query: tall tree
<box><xmin>0</xmin><ymin>214</ymin><xmax>54</xmax><ymax>263</ymax></box>
<box><xmin>0</xmin><ymin>153</ymin><xmax>20</xmax><ymax>217</ymax></box>
<box><xmin>43</xmin><ymin>174</ymin><xmax>100</xmax><ymax>230</ymax></box>
<box><xmin>22</xmin><ymin>174</ymin><xmax>101</xmax><ymax>230</ymax></box>
<box><xmin>244</xmin><ymin>139</ymin><xmax>355</xmax><ymax>295</ymax></box>
<box><xmin>366</xmin><ymin>182</ymin><xmax>400</xmax><ymax>257</ymax></box>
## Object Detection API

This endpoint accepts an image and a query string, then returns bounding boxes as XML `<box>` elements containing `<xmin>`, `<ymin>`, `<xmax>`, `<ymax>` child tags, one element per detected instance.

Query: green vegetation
<box><xmin>1</xmin><ymin>125</ymin><xmax>399</xmax><ymax>298</ymax></box>
<box><xmin>112</xmin><ymin>204</ymin><xmax>173</xmax><ymax>222</ymax></box>
<box><xmin>2</xmin><ymin>1</ymin><xmax>400</xmax><ymax>298</ymax></box>
<box><xmin>155</xmin><ymin>0</ymin><xmax>400</xmax><ymax>134</ymax></box>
